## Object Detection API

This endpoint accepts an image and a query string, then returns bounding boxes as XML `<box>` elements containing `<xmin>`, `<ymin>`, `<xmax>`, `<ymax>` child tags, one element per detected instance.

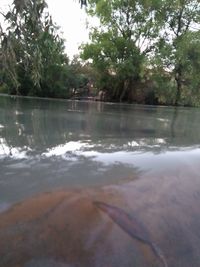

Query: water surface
<box><xmin>1</xmin><ymin>95</ymin><xmax>200</xmax><ymax>266</ymax></box>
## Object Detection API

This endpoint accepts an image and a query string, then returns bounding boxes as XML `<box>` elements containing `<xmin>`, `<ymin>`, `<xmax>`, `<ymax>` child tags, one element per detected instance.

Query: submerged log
<box><xmin>94</xmin><ymin>201</ymin><xmax>168</xmax><ymax>267</ymax></box>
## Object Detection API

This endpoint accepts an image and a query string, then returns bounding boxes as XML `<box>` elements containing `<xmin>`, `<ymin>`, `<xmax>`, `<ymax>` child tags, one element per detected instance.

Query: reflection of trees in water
<box><xmin>170</xmin><ymin>107</ymin><xmax>178</xmax><ymax>139</ymax></box>
<box><xmin>0</xmin><ymin>95</ymin><xmax>200</xmax><ymax>156</ymax></box>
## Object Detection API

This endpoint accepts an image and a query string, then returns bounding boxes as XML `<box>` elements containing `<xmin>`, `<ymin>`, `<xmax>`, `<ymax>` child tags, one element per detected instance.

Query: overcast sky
<box><xmin>0</xmin><ymin>0</ymin><xmax>90</xmax><ymax>59</ymax></box>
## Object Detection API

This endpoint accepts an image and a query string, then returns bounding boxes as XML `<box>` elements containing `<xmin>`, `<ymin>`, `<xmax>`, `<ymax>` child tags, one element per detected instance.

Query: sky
<box><xmin>0</xmin><ymin>0</ymin><xmax>91</xmax><ymax>59</ymax></box>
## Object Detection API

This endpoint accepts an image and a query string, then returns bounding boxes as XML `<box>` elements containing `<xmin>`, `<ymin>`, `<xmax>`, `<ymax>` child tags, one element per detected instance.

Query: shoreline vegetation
<box><xmin>0</xmin><ymin>0</ymin><xmax>200</xmax><ymax>107</ymax></box>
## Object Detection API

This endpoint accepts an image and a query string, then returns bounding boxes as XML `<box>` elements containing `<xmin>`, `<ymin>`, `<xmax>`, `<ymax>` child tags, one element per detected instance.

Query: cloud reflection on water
<box><xmin>1</xmin><ymin>95</ymin><xmax>200</xmax><ymax>203</ymax></box>
<box><xmin>1</xmin><ymin>136</ymin><xmax>200</xmax><ymax>170</ymax></box>
<box><xmin>0</xmin><ymin>138</ymin><xmax>30</xmax><ymax>159</ymax></box>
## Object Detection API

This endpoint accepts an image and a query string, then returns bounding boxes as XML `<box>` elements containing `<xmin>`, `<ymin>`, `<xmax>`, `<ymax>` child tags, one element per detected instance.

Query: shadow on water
<box><xmin>1</xmin><ymin>95</ymin><xmax>200</xmax><ymax>266</ymax></box>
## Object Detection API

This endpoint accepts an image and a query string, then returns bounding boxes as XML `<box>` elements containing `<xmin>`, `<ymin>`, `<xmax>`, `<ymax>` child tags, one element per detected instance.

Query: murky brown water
<box><xmin>1</xmin><ymin>95</ymin><xmax>200</xmax><ymax>266</ymax></box>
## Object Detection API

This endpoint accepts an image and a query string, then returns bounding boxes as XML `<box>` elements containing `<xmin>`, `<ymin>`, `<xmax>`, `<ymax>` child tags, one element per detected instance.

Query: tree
<box><xmin>0</xmin><ymin>0</ymin><xmax>71</xmax><ymax>98</ymax></box>
<box><xmin>81</xmin><ymin>0</ymin><xmax>161</xmax><ymax>102</ymax></box>
<box><xmin>153</xmin><ymin>0</ymin><xmax>200</xmax><ymax>105</ymax></box>
<box><xmin>176</xmin><ymin>30</ymin><xmax>200</xmax><ymax>105</ymax></box>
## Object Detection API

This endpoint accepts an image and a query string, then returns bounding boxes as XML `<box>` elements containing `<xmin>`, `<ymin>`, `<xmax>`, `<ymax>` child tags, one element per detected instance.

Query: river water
<box><xmin>0</xmin><ymin>95</ymin><xmax>200</xmax><ymax>266</ymax></box>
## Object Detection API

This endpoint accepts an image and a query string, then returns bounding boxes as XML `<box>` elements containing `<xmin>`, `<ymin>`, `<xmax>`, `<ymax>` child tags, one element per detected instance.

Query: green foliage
<box><xmin>85</xmin><ymin>0</ymin><xmax>200</xmax><ymax>106</ymax></box>
<box><xmin>82</xmin><ymin>0</ymin><xmax>161</xmax><ymax>101</ymax></box>
<box><xmin>152</xmin><ymin>0</ymin><xmax>200</xmax><ymax>105</ymax></box>
<box><xmin>1</xmin><ymin>0</ymin><xmax>200</xmax><ymax>106</ymax></box>
<box><xmin>151</xmin><ymin>69</ymin><xmax>177</xmax><ymax>105</ymax></box>
<box><xmin>0</xmin><ymin>0</ymin><xmax>74</xmax><ymax>98</ymax></box>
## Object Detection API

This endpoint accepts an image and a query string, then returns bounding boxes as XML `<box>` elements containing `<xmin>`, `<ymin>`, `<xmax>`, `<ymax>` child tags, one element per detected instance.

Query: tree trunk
<box><xmin>174</xmin><ymin>65</ymin><xmax>182</xmax><ymax>106</ymax></box>
<box><xmin>119</xmin><ymin>79</ymin><xmax>131</xmax><ymax>102</ymax></box>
